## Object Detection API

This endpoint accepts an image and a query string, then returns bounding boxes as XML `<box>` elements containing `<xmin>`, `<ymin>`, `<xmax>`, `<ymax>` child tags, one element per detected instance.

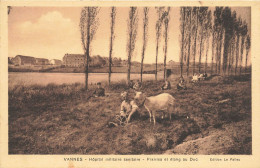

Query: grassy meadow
<box><xmin>8</xmin><ymin>74</ymin><xmax>251</xmax><ymax>154</ymax></box>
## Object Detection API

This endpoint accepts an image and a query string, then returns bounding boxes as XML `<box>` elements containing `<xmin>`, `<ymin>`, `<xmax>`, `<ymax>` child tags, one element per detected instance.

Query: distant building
<box><xmin>50</xmin><ymin>59</ymin><xmax>62</xmax><ymax>65</ymax></box>
<box><xmin>103</xmin><ymin>57</ymin><xmax>122</xmax><ymax>66</ymax></box>
<box><xmin>63</xmin><ymin>54</ymin><xmax>85</xmax><ymax>67</ymax></box>
<box><xmin>35</xmin><ymin>58</ymin><xmax>49</xmax><ymax>65</ymax></box>
<box><xmin>8</xmin><ymin>57</ymin><xmax>14</xmax><ymax>64</ymax></box>
<box><xmin>63</xmin><ymin>54</ymin><xmax>108</xmax><ymax>67</ymax></box>
<box><xmin>12</xmin><ymin>55</ymin><xmax>36</xmax><ymax>65</ymax></box>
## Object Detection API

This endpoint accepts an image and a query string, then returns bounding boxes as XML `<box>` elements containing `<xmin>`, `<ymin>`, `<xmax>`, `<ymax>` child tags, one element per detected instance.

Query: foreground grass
<box><xmin>9</xmin><ymin>74</ymin><xmax>251</xmax><ymax>154</ymax></box>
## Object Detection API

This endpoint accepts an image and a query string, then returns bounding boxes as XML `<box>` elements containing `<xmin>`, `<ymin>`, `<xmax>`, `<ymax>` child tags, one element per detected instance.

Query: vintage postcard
<box><xmin>1</xmin><ymin>0</ymin><xmax>260</xmax><ymax>168</ymax></box>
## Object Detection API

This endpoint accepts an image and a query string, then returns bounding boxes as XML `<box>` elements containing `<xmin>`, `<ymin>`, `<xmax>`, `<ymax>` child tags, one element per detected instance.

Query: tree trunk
<box><xmin>227</xmin><ymin>43</ymin><xmax>232</xmax><ymax>76</ymax></box>
<box><xmin>180</xmin><ymin>8</ymin><xmax>186</xmax><ymax>77</ymax></box>
<box><xmin>229</xmin><ymin>38</ymin><xmax>235</xmax><ymax>75</ymax></box>
<box><xmin>108</xmin><ymin>8</ymin><xmax>115</xmax><ymax>86</ymax></box>
<box><xmin>155</xmin><ymin>37</ymin><xmax>159</xmax><ymax>81</ymax></box>
<box><xmin>205</xmin><ymin>37</ymin><xmax>209</xmax><ymax>73</ymax></box>
<box><xmin>127</xmin><ymin>51</ymin><xmax>132</xmax><ymax>85</ymax></box>
<box><xmin>109</xmin><ymin>52</ymin><xmax>112</xmax><ymax>86</ymax></box>
<box><xmin>222</xmin><ymin>32</ymin><xmax>230</xmax><ymax>76</ymax></box>
<box><xmin>218</xmin><ymin>28</ymin><xmax>224</xmax><ymax>75</ymax></box>
<box><xmin>235</xmin><ymin>35</ymin><xmax>240</xmax><ymax>75</ymax></box>
<box><xmin>239</xmin><ymin>36</ymin><xmax>245</xmax><ymax>75</ymax></box>
<box><xmin>85</xmin><ymin>8</ymin><xmax>91</xmax><ymax>90</ymax></box>
<box><xmin>140</xmin><ymin>28</ymin><xmax>145</xmax><ymax>83</ymax></box>
<box><xmin>164</xmin><ymin>46</ymin><xmax>167</xmax><ymax>81</ymax></box>
<box><xmin>192</xmin><ymin>10</ymin><xmax>199</xmax><ymax>75</ymax></box>
<box><xmin>186</xmin><ymin>11</ymin><xmax>192</xmax><ymax>77</ymax></box>
<box><xmin>141</xmin><ymin>8</ymin><xmax>148</xmax><ymax>83</ymax></box>
<box><xmin>230</xmin><ymin>42</ymin><xmax>235</xmax><ymax>75</ymax></box>
<box><xmin>215</xmin><ymin>33</ymin><xmax>220</xmax><ymax>74</ymax></box>
<box><xmin>211</xmin><ymin>34</ymin><xmax>215</xmax><ymax>75</ymax></box>
<box><xmin>84</xmin><ymin>53</ymin><xmax>88</xmax><ymax>90</ymax></box>
<box><xmin>85</xmin><ymin>46</ymin><xmax>90</xmax><ymax>90</ymax></box>
<box><xmin>163</xmin><ymin>22</ymin><xmax>169</xmax><ymax>81</ymax></box>
<box><xmin>198</xmin><ymin>27</ymin><xmax>203</xmax><ymax>74</ymax></box>
<box><xmin>141</xmin><ymin>46</ymin><xmax>145</xmax><ymax>83</ymax></box>
<box><xmin>109</xmin><ymin>30</ymin><xmax>113</xmax><ymax>86</ymax></box>
<box><xmin>245</xmin><ymin>49</ymin><xmax>249</xmax><ymax>73</ymax></box>
<box><xmin>127</xmin><ymin>8</ymin><xmax>134</xmax><ymax>85</ymax></box>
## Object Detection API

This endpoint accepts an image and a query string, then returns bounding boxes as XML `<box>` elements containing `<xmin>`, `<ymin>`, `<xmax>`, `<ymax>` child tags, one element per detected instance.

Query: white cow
<box><xmin>134</xmin><ymin>92</ymin><xmax>175</xmax><ymax>125</ymax></box>
<box><xmin>192</xmin><ymin>73</ymin><xmax>199</xmax><ymax>82</ymax></box>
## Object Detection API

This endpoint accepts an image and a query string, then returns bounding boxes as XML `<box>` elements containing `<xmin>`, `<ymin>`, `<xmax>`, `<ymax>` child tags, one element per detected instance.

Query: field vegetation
<box><xmin>9</xmin><ymin>74</ymin><xmax>251</xmax><ymax>154</ymax></box>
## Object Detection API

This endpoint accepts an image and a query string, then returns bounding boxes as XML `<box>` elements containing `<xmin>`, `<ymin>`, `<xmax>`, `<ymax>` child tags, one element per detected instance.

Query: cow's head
<box><xmin>134</xmin><ymin>91</ymin><xmax>146</xmax><ymax>106</ymax></box>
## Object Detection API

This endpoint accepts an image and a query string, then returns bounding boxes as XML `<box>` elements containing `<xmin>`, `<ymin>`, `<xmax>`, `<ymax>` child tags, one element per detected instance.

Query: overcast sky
<box><xmin>8</xmin><ymin>7</ymin><xmax>251</xmax><ymax>64</ymax></box>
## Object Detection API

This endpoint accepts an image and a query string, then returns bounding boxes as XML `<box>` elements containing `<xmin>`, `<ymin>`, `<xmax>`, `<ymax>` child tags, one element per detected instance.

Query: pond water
<box><xmin>9</xmin><ymin>72</ymin><xmax>164</xmax><ymax>87</ymax></box>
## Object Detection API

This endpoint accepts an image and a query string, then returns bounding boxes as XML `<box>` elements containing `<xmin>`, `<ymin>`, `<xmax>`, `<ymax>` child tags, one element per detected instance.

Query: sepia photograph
<box><xmin>6</xmin><ymin>5</ymin><xmax>253</xmax><ymax>156</ymax></box>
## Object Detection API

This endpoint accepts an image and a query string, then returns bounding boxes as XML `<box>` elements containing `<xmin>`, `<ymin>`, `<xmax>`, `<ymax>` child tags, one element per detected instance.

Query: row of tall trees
<box><xmin>179</xmin><ymin>7</ymin><xmax>251</xmax><ymax>78</ymax></box>
<box><xmin>212</xmin><ymin>7</ymin><xmax>251</xmax><ymax>76</ymax></box>
<box><xmin>128</xmin><ymin>7</ymin><xmax>171</xmax><ymax>84</ymax></box>
<box><xmin>180</xmin><ymin>7</ymin><xmax>213</xmax><ymax>77</ymax></box>
<box><xmin>80</xmin><ymin>7</ymin><xmax>173</xmax><ymax>88</ymax></box>
<box><xmin>79</xmin><ymin>7</ymin><xmax>251</xmax><ymax>89</ymax></box>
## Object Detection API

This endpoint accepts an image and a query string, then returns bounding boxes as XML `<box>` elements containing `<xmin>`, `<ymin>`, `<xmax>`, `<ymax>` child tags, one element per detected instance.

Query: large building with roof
<box><xmin>35</xmin><ymin>58</ymin><xmax>49</xmax><ymax>65</ymax></box>
<box><xmin>63</xmin><ymin>54</ymin><xmax>85</xmax><ymax>67</ymax></box>
<box><xmin>11</xmin><ymin>55</ymin><xmax>36</xmax><ymax>65</ymax></box>
<box><xmin>62</xmin><ymin>54</ymin><xmax>108</xmax><ymax>67</ymax></box>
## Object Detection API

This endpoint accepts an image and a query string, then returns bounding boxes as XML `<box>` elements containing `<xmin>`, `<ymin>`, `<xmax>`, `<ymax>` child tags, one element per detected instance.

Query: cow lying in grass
<box><xmin>192</xmin><ymin>73</ymin><xmax>199</xmax><ymax>83</ymax></box>
<box><xmin>134</xmin><ymin>92</ymin><xmax>175</xmax><ymax>125</ymax></box>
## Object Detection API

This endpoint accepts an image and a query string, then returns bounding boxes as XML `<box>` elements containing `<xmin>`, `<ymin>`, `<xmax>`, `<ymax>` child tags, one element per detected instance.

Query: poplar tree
<box><xmin>180</xmin><ymin>7</ymin><xmax>186</xmax><ymax>77</ymax></box>
<box><xmin>163</xmin><ymin>7</ymin><xmax>171</xmax><ymax>80</ymax></box>
<box><xmin>245</xmin><ymin>34</ymin><xmax>251</xmax><ymax>73</ymax></box>
<box><xmin>126</xmin><ymin>7</ymin><xmax>138</xmax><ymax>85</ymax></box>
<box><xmin>155</xmin><ymin>7</ymin><xmax>164</xmax><ymax>81</ymax></box>
<box><xmin>79</xmin><ymin>7</ymin><xmax>99</xmax><ymax>90</ymax></box>
<box><xmin>186</xmin><ymin>7</ymin><xmax>192</xmax><ymax>77</ymax></box>
<box><xmin>108</xmin><ymin>7</ymin><xmax>116</xmax><ymax>86</ymax></box>
<box><xmin>239</xmin><ymin>21</ymin><xmax>248</xmax><ymax>75</ymax></box>
<box><xmin>140</xmin><ymin>7</ymin><xmax>149</xmax><ymax>83</ymax></box>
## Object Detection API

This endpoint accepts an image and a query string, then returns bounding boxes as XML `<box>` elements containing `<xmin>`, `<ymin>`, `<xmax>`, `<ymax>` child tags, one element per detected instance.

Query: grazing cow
<box><xmin>198</xmin><ymin>73</ymin><xmax>205</xmax><ymax>81</ymax></box>
<box><xmin>134</xmin><ymin>92</ymin><xmax>175</xmax><ymax>125</ymax></box>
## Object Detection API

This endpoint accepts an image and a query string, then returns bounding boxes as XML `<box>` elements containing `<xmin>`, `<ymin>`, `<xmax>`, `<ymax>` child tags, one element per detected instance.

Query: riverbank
<box><xmin>8</xmin><ymin>65</ymin><xmax>162</xmax><ymax>74</ymax></box>
<box><xmin>9</xmin><ymin>74</ymin><xmax>251</xmax><ymax>154</ymax></box>
<box><xmin>8</xmin><ymin>71</ymin><xmax>163</xmax><ymax>88</ymax></box>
